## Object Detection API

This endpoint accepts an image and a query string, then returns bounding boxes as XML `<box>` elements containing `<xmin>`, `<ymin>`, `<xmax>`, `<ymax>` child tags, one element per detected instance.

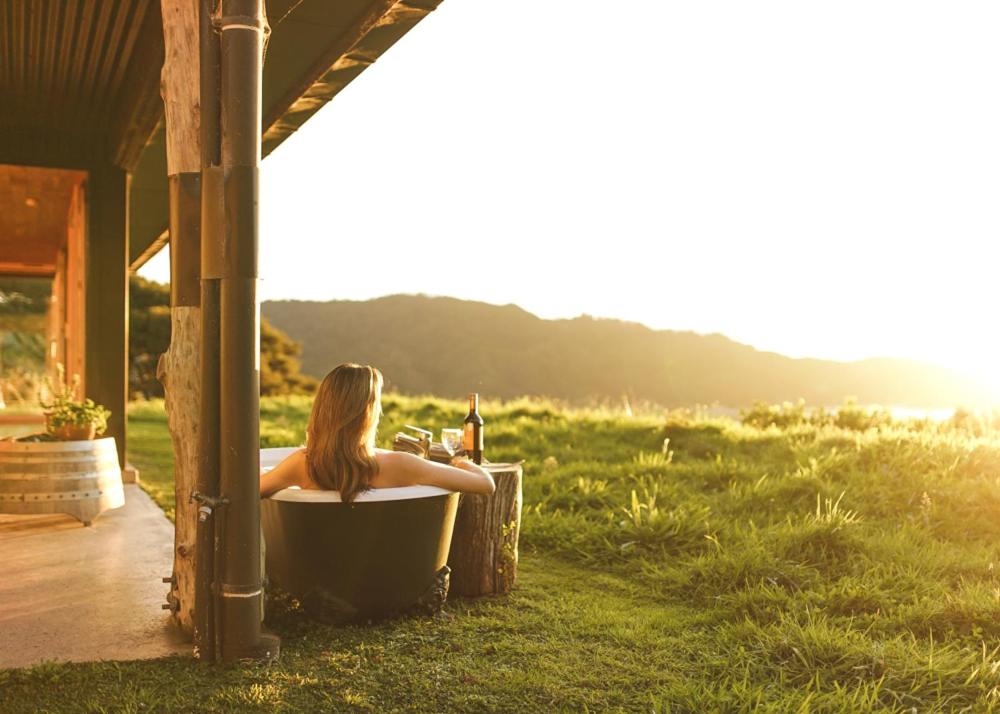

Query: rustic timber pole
<box><xmin>158</xmin><ymin>0</ymin><xmax>203</xmax><ymax>635</ymax></box>
<box><xmin>206</xmin><ymin>0</ymin><xmax>277</xmax><ymax>662</ymax></box>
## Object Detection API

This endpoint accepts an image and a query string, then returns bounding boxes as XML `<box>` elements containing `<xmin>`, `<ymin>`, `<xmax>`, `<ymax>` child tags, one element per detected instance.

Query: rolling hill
<box><xmin>262</xmin><ymin>294</ymin><xmax>988</xmax><ymax>409</ymax></box>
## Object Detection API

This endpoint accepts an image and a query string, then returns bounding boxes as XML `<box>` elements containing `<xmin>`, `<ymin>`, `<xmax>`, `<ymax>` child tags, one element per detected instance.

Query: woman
<box><xmin>260</xmin><ymin>363</ymin><xmax>495</xmax><ymax>499</ymax></box>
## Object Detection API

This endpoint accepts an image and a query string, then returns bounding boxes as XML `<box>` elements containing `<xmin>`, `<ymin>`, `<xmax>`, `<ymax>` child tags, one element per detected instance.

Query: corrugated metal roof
<box><xmin>0</xmin><ymin>0</ymin><xmax>162</xmax><ymax>168</ymax></box>
<box><xmin>0</xmin><ymin>0</ymin><xmax>444</xmax><ymax>266</ymax></box>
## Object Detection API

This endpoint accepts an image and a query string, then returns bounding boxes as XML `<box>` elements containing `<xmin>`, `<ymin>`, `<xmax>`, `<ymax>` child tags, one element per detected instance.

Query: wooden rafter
<box><xmin>261</xmin><ymin>0</ymin><xmax>443</xmax><ymax>155</ymax></box>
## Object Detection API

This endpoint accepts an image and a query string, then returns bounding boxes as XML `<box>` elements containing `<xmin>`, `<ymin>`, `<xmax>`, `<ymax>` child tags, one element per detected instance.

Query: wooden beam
<box><xmin>261</xmin><ymin>0</ymin><xmax>396</xmax><ymax>131</ymax></box>
<box><xmin>0</xmin><ymin>127</ymin><xmax>105</xmax><ymax>171</ymax></box>
<box><xmin>0</xmin><ymin>262</ymin><xmax>56</xmax><ymax>277</ymax></box>
<box><xmin>129</xmin><ymin>229</ymin><xmax>169</xmax><ymax>273</ymax></box>
<box><xmin>84</xmin><ymin>164</ymin><xmax>129</xmax><ymax>468</ymax></box>
<box><xmin>260</xmin><ymin>0</ymin><xmax>441</xmax><ymax>155</ymax></box>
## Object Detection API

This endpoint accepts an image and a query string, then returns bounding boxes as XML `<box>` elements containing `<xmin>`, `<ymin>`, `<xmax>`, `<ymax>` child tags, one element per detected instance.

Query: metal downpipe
<box><xmin>215</xmin><ymin>0</ymin><xmax>278</xmax><ymax>662</ymax></box>
<box><xmin>194</xmin><ymin>0</ymin><xmax>222</xmax><ymax>663</ymax></box>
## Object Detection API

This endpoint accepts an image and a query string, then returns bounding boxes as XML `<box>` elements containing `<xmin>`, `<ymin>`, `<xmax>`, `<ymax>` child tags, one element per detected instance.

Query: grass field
<box><xmin>4</xmin><ymin>396</ymin><xmax>1000</xmax><ymax>711</ymax></box>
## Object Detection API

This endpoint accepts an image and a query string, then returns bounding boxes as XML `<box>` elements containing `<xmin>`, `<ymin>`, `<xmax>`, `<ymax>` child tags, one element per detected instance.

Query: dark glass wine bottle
<box><xmin>463</xmin><ymin>393</ymin><xmax>484</xmax><ymax>465</ymax></box>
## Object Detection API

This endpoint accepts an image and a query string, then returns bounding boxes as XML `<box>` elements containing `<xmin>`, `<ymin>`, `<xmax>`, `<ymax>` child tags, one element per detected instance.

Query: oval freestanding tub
<box><xmin>260</xmin><ymin>447</ymin><xmax>460</xmax><ymax>622</ymax></box>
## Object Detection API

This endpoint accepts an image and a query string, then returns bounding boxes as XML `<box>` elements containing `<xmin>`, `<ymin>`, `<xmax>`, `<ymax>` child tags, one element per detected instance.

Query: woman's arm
<box><xmin>376</xmin><ymin>451</ymin><xmax>495</xmax><ymax>494</ymax></box>
<box><xmin>259</xmin><ymin>449</ymin><xmax>309</xmax><ymax>498</ymax></box>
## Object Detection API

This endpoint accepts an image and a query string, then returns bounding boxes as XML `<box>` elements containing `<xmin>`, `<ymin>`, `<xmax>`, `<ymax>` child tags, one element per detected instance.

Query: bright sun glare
<box><xmin>140</xmin><ymin>1</ymin><xmax>1000</xmax><ymax>407</ymax></box>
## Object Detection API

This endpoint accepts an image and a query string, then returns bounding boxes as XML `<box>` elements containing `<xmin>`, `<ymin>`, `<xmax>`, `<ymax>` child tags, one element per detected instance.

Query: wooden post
<box><xmin>84</xmin><ymin>164</ymin><xmax>129</xmax><ymax>469</ymax></box>
<box><xmin>65</xmin><ymin>184</ymin><xmax>87</xmax><ymax>386</ymax></box>
<box><xmin>447</xmin><ymin>463</ymin><xmax>523</xmax><ymax>597</ymax></box>
<box><xmin>158</xmin><ymin>0</ymin><xmax>202</xmax><ymax>636</ymax></box>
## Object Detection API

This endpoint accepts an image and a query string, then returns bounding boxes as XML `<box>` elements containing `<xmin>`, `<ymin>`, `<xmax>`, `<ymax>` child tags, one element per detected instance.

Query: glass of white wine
<box><xmin>440</xmin><ymin>428</ymin><xmax>463</xmax><ymax>455</ymax></box>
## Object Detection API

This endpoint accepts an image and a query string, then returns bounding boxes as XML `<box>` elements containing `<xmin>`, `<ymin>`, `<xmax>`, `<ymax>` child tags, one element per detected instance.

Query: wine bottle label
<box><xmin>463</xmin><ymin>423</ymin><xmax>484</xmax><ymax>452</ymax></box>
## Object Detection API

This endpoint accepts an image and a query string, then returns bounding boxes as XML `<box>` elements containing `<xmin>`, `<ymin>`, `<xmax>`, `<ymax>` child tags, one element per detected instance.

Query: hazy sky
<box><xmin>140</xmin><ymin>1</ymin><xmax>1000</xmax><ymax>389</ymax></box>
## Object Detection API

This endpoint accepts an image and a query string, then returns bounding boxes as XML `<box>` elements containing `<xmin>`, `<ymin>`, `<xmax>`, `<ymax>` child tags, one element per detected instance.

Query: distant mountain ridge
<box><xmin>262</xmin><ymin>294</ymin><xmax>988</xmax><ymax>408</ymax></box>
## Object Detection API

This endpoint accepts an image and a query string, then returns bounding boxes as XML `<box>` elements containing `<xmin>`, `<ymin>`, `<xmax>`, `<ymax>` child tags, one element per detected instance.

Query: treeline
<box><xmin>739</xmin><ymin>399</ymin><xmax>1000</xmax><ymax>440</ymax></box>
<box><xmin>261</xmin><ymin>294</ymin><xmax>989</xmax><ymax>409</ymax></box>
<box><xmin>129</xmin><ymin>277</ymin><xmax>316</xmax><ymax>399</ymax></box>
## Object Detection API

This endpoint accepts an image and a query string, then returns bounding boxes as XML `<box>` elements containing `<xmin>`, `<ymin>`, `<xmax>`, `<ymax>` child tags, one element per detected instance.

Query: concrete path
<box><xmin>0</xmin><ymin>485</ymin><xmax>189</xmax><ymax>669</ymax></box>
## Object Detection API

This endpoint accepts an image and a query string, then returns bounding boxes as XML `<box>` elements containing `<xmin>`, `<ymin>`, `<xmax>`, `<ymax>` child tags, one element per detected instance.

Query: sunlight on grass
<box><xmin>4</xmin><ymin>395</ymin><xmax>1000</xmax><ymax>710</ymax></box>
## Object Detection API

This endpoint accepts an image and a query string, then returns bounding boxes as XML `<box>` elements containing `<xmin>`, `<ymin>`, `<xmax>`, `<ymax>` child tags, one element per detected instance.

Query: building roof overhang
<box><xmin>0</xmin><ymin>0</ymin><xmax>443</xmax><ymax>269</ymax></box>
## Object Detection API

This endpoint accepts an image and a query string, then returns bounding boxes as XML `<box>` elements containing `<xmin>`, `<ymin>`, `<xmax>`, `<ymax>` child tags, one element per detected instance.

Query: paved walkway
<box><xmin>0</xmin><ymin>485</ymin><xmax>189</xmax><ymax>669</ymax></box>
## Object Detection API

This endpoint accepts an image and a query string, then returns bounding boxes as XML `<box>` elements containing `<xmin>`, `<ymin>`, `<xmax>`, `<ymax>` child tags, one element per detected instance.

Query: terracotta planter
<box><xmin>50</xmin><ymin>423</ymin><xmax>97</xmax><ymax>441</ymax></box>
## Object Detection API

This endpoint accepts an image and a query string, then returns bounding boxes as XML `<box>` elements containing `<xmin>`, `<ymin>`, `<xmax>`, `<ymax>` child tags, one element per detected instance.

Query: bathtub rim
<box><xmin>267</xmin><ymin>484</ymin><xmax>454</xmax><ymax>503</ymax></box>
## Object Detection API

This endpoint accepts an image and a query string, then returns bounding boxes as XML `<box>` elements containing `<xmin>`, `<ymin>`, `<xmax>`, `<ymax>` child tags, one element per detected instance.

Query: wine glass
<box><xmin>440</xmin><ymin>428</ymin><xmax>463</xmax><ymax>455</ymax></box>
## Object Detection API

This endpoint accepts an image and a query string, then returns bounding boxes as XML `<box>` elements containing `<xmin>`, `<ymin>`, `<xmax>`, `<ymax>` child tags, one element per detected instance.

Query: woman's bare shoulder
<box><xmin>372</xmin><ymin>450</ymin><xmax>423</xmax><ymax>487</ymax></box>
<box><xmin>260</xmin><ymin>448</ymin><xmax>310</xmax><ymax>497</ymax></box>
<box><xmin>374</xmin><ymin>450</ymin><xmax>416</xmax><ymax>471</ymax></box>
<box><xmin>281</xmin><ymin>448</ymin><xmax>309</xmax><ymax>469</ymax></box>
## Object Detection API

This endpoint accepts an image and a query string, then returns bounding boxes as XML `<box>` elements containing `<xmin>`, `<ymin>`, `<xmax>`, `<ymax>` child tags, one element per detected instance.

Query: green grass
<box><xmin>127</xmin><ymin>400</ymin><xmax>178</xmax><ymax>520</ymax></box>
<box><xmin>4</xmin><ymin>395</ymin><xmax>1000</xmax><ymax>711</ymax></box>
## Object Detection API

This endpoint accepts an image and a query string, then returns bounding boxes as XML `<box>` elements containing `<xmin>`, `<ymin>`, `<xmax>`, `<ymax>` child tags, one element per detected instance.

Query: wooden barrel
<box><xmin>0</xmin><ymin>437</ymin><xmax>125</xmax><ymax>526</ymax></box>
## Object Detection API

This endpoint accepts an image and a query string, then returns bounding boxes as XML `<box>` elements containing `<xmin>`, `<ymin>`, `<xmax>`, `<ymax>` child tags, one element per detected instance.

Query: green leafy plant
<box><xmin>40</xmin><ymin>364</ymin><xmax>111</xmax><ymax>436</ymax></box>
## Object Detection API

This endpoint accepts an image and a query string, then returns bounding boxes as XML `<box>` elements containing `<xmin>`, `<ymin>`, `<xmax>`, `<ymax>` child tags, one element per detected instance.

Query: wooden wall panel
<box><xmin>0</xmin><ymin>164</ymin><xmax>85</xmax><ymax>271</ymax></box>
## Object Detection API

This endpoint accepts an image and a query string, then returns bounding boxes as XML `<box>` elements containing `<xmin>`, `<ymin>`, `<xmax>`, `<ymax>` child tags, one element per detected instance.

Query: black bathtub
<box><xmin>260</xmin><ymin>447</ymin><xmax>459</xmax><ymax>621</ymax></box>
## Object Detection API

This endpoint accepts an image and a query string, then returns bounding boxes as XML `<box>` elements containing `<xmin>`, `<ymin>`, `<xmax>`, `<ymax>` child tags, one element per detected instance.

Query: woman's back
<box><xmin>260</xmin><ymin>447</ymin><xmax>494</xmax><ymax>498</ymax></box>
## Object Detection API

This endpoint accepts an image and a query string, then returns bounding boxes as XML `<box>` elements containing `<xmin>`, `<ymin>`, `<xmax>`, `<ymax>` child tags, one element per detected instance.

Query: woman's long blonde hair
<box><xmin>305</xmin><ymin>363</ymin><xmax>383</xmax><ymax>502</ymax></box>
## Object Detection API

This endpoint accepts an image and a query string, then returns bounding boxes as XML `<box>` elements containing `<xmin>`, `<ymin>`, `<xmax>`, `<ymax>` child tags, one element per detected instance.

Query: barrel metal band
<box><xmin>1</xmin><ymin>490</ymin><xmax>106</xmax><ymax>502</ymax></box>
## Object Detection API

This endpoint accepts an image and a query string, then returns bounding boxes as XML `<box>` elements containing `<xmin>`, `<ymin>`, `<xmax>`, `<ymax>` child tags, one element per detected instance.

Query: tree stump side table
<box><xmin>447</xmin><ymin>462</ymin><xmax>523</xmax><ymax>597</ymax></box>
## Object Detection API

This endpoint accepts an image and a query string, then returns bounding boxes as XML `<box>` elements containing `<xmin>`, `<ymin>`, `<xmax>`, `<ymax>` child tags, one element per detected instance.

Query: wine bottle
<box><xmin>463</xmin><ymin>393</ymin><xmax>484</xmax><ymax>465</ymax></box>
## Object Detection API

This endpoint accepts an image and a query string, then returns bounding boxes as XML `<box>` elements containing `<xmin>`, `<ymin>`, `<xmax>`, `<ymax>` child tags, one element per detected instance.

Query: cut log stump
<box><xmin>447</xmin><ymin>462</ymin><xmax>523</xmax><ymax>597</ymax></box>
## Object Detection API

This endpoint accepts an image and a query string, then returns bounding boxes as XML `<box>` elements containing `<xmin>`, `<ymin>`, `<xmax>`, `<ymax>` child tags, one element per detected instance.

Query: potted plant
<box><xmin>40</xmin><ymin>366</ymin><xmax>111</xmax><ymax>441</ymax></box>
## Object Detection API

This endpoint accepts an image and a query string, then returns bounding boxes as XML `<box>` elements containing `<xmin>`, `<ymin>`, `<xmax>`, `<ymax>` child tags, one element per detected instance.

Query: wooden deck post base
<box><xmin>447</xmin><ymin>463</ymin><xmax>523</xmax><ymax>597</ymax></box>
